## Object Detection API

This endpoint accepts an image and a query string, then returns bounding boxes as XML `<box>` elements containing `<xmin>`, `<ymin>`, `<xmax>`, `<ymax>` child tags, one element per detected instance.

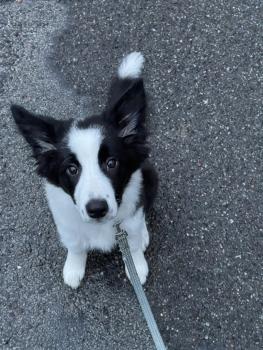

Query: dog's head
<box><xmin>11</xmin><ymin>79</ymin><xmax>148</xmax><ymax>223</ymax></box>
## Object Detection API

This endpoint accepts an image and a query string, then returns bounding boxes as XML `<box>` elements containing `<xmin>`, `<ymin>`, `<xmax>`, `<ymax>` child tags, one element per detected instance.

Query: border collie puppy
<box><xmin>11</xmin><ymin>52</ymin><xmax>158</xmax><ymax>289</ymax></box>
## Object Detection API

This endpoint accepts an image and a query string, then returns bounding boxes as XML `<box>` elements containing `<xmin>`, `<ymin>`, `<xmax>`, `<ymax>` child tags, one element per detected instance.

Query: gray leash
<box><xmin>115</xmin><ymin>223</ymin><xmax>167</xmax><ymax>350</ymax></box>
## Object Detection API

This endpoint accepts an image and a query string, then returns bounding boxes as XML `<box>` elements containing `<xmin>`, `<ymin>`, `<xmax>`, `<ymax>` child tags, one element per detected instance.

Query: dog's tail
<box><xmin>117</xmin><ymin>52</ymin><xmax>144</xmax><ymax>79</ymax></box>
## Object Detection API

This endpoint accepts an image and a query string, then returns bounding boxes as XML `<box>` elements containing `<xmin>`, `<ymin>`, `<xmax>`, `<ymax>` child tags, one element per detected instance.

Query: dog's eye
<box><xmin>66</xmin><ymin>164</ymin><xmax>79</xmax><ymax>176</ymax></box>
<box><xmin>106</xmin><ymin>157</ymin><xmax>118</xmax><ymax>170</ymax></box>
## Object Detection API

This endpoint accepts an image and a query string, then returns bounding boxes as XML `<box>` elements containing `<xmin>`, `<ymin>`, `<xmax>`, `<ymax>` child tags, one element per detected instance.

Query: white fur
<box><xmin>63</xmin><ymin>251</ymin><xmax>87</xmax><ymax>289</ymax></box>
<box><xmin>45</xmin><ymin>99</ymin><xmax>150</xmax><ymax>288</ymax></box>
<box><xmin>118</xmin><ymin>52</ymin><xmax>144</xmax><ymax>79</ymax></box>
<box><xmin>68</xmin><ymin>127</ymin><xmax>118</xmax><ymax>223</ymax></box>
<box><xmin>122</xmin><ymin>207</ymin><xmax>149</xmax><ymax>284</ymax></box>
<box><xmin>45</xmin><ymin>168</ymin><xmax>150</xmax><ymax>288</ymax></box>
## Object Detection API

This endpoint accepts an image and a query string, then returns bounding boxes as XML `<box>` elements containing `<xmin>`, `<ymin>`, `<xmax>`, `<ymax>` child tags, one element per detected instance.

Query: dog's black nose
<box><xmin>86</xmin><ymin>199</ymin><xmax>108</xmax><ymax>219</ymax></box>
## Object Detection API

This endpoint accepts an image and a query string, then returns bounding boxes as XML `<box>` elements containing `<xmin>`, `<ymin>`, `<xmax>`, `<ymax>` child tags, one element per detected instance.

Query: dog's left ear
<box><xmin>107</xmin><ymin>79</ymin><xmax>146</xmax><ymax>142</ymax></box>
<box><xmin>11</xmin><ymin>104</ymin><xmax>69</xmax><ymax>157</ymax></box>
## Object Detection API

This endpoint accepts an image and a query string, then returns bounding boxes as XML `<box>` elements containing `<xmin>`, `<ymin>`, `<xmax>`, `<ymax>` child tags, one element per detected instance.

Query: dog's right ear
<box><xmin>11</xmin><ymin>104</ymin><xmax>69</xmax><ymax>157</ymax></box>
<box><xmin>106</xmin><ymin>79</ymin><xmax>147</xmax><ymax>142</ymax></box>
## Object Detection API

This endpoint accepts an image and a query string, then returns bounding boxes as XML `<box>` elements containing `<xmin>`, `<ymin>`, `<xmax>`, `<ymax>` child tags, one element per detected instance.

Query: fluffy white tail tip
<box><xmin>118</xmin><ymin>52</ymin><xmax>144</xmax><ymax>79</ymax></box>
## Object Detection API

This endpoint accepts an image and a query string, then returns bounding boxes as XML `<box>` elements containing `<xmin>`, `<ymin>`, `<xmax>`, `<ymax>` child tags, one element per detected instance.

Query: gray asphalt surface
<box><xmin>0</xmin><ymin>0</ymin><xmax>262</xmax><ymax>349</ymax></box>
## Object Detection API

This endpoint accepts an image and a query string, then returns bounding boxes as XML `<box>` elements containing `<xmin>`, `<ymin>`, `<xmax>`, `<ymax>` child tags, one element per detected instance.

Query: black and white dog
<box><xmin>11</xmin><ymin>52</ymin><xmax>158</xmax><ymax>288</ymax></box>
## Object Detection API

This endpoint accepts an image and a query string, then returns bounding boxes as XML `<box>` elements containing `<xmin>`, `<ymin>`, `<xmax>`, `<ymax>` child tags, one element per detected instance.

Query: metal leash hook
<box><xmin>115</xmin><ymin>222</ymin><xmax>167</xmax><ymax>350</ymax></box>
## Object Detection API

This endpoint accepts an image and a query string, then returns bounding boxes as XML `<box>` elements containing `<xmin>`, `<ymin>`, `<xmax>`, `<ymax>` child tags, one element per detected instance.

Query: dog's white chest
<box><xmin>80</xmin><ymin>222</ymin><xmax>116</xmax><ymax>252</ymax></box>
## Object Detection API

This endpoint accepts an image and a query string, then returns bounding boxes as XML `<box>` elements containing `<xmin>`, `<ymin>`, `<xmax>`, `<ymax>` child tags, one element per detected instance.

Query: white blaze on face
<box><xmin>68</xmin><ymin>127</ymin><xmax>118</xmax><ymax>222</ymax></box>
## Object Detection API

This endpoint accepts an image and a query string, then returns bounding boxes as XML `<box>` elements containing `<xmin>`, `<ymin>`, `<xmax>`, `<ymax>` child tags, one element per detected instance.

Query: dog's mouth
<box><xmin>82</xmin><ymin>216</ymin><xmax>115</xmax><ymax>225</ymax></box>
<box><xmin>93</xmin><ymin>217</ymin><xmax>111</xmax><ymax>224</ymax></box>
<box><xmin>80</xmin><ymin>209</ymin><xmax>117</xmax><ymax>224</ymax></box>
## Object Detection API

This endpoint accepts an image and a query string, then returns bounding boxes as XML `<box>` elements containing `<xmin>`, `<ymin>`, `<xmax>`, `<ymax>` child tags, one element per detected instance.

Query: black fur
<box><xmin>141</xmin><ymin>161</ymin><xmax>159</xmax><ymax>212</ymax></box>
<box><xmin>11</xmin><ymin>105</ymin><xmax>72</xmax><ymax>157</ymax></box>
<box><xmin>11</xmin><ymin>75</ymin><xmax>158</xmax><ymax>212</ymax></box>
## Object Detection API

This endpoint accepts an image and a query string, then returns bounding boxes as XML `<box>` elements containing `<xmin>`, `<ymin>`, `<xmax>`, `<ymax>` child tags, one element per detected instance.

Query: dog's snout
<box><xmin>86</xmin><ymin>199</ymin><xmax>108</xmax><ymax>219</ymax></box>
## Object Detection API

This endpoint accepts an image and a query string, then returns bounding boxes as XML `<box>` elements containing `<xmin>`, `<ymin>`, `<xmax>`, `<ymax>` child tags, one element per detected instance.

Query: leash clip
<box><xmin>114</xmin><ymin>221</ymin><xmax>128</xmax><ymax>238</ymax></box>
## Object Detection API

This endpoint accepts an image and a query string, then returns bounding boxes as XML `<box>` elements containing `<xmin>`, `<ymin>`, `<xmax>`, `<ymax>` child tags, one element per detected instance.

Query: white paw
<box><xmin>63</xmin><ymin>252</ymin><xmax>87</xmax><ymax>289</ymax></box>
<box><xmin>125</xmin><ymin>253</ymin><xmax>149</xmax><ymax>285</ymax></box>
<box><xmin>63</xmin><ymin>264</ymin><xmax>85</xmax><ymax>289</ymax></box>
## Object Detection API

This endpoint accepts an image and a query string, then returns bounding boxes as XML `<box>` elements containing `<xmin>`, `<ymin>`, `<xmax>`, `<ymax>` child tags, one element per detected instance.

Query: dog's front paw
<box><xmin>125</xmin><ymin>252</ymin><xmax>149</xmax><ymax>285</ymax></box>
<box><xmin>63</xmin><ymin>252</ymin><xmax>87</xmax><ymax>289</ymax></box>
<box><xmin>63</xmin><ymin>264</ymin><xmax>85</xmax><ymax>289</ymax></box>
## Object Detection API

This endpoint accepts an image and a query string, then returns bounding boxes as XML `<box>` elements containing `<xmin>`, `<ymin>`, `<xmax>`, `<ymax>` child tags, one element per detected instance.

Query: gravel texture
<box><xmin>0</xmin><ymin>0</ymin><xmax>262</xmax><ymax>349</ymax></box>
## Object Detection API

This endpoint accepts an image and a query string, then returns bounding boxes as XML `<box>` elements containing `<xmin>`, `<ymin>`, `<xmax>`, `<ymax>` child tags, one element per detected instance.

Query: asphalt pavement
<box><xmin>0</xmin><ymin>0</ymin><xmax>262</xmax><ymax>349</ymax></box>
